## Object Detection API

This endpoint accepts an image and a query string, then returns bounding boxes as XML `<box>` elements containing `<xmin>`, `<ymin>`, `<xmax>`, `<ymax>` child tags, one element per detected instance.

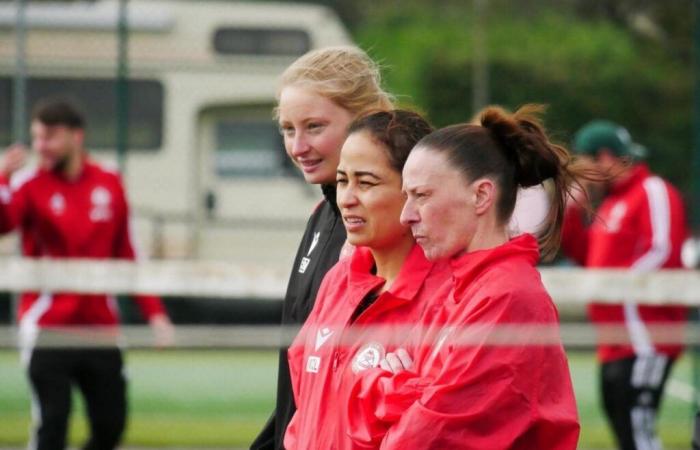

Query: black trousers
<box><xmin>601</xmin><ymin>354</ymin><xmax>675</xmax><ymax>450</ymax></box>
<box><xmin>27</xmin><ymin>348</ymin><xmax>127</xmax><ymax>450</ymax></box>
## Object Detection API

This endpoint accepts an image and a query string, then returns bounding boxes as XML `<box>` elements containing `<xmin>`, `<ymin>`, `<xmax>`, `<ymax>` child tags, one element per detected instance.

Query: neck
<box><xmin>370</xmin><ymin>234</ymin><xmax>415</xmax><ymax>292</ymax></box>
<box><xmin>465</xmin><ymin>215</ymin><xmax>509</xmax><ymax>255</ymax></box>
<box><xmin>62</xmin><ymin>150</ymin><xmax>84</xmax><ymax>181</ymax></box>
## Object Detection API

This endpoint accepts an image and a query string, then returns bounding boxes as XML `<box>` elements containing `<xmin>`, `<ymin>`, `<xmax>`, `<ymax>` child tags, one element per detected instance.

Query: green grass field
<box><xmin>0</xmin><ymin>349</ymin><xmax>694</xmax><ymax>449</ymax></box>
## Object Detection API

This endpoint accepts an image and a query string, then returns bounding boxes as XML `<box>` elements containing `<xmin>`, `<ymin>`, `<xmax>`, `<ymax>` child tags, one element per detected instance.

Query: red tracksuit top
<box><xmin>561</xmin><ymin>164</ymin><xmax>688</xmax><ymax>362</ymax></box>
<box><xmin>284</xmin><ymin>244</ymin><xmax>452</xmax><ymax>450</ymax></box>
<box><xmin>0</xmin><ymin>158</ymin><xmax>165</xmax><ymax>328</ymax></box>
<box><xmin>347</xmin><ymin>234</ymin><xmax>579</xmax><ymax>450</ymax></box>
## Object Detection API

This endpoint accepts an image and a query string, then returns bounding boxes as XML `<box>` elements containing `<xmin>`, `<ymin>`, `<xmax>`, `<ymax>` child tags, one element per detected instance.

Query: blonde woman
<box><xmin>251</xmin><ymin>46</ymin><xmax>392</xmax><ymax>450</ymax></box>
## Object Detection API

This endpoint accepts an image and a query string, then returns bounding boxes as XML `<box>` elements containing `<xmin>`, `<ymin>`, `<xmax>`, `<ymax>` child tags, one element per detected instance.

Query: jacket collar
<box><xmin>321</xmin><ymin>184</ymin><xmax>339</xmax><ymax>214</ymax></box>
<box><xmin>347</xmin><ymin>244</ymin><xmax>434</xmax><ymax>306</ymax></box>
<box><xmin>609</xmin><ymin>163</ymin><xmax>649</xmax><ymax>196</ymax></box>
<box><xmin>449</xmin><ymin>233</ymin><xmax>540</xmax><ymax>303</ymax></box>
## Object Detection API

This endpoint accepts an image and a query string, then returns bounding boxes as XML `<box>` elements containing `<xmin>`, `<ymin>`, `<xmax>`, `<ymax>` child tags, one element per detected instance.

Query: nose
<box><xmin>400</xmin><ymin>198</ymin><xmax>419</xmax><ymax>226</ymax></box>
<box><xmin>290</xmin><ymin>133</ymin><xmax>310</xmax><ymax>157</ymax></box>
<box><xmin>337</xmin><ymin>183</ymin><xmax>359</xmax><ymax>209</ymax></box>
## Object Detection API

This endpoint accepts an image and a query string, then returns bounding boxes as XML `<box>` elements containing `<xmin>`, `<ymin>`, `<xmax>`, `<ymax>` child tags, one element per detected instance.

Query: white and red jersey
<box><xmin>0</xmin><ymin>158</ymin><xmax>165</xmax><ymax>329</ymax></box>
<box><xmin>562</xmin><ymin>163</ymin><xmax>688</xmax><ymax>362</ymax></box>
<box><xmin>347</xmin><ymin>234</ymin><xmax>579</xmax><ymax>450</ymax></box>
<box><xmin>284</xmin><ymin>244</ymin><xmax>452</xmax><ymax>450</ymax></box>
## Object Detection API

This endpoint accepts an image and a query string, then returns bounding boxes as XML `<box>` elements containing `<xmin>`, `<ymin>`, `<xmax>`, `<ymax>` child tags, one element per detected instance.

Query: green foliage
<box><xmin>355</xmin><ymin>5</ymin><xmax>694</xmax><ymax>196</ymax></box>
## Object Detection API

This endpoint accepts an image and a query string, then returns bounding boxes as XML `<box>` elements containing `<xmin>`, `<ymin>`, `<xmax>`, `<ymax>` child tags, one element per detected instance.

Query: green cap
<box><xmin>573</xmin><ymin>120</ymin><xmax>647</xmax><ymax>159</ymax></box>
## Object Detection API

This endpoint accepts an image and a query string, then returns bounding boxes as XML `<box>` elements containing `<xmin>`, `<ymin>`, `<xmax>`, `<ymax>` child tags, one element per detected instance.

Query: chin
<box><xmin>346</xmin><ymin>235</ymin><xmax>369</xmax><ymax>247</ymax></box>
<box><xmin>421</xmin><ymin>245</ymin><xmax>449</xmax><ymax>262</ymax></box>
<box><xmin>303</xmin><ymin>171</ymin><xmax>335</xmax><ymax>185</ymax></box>
<box><xmin>40</xmin><ymin>160</ymin><xmax>56</xmax><ymax>171</ymax></box>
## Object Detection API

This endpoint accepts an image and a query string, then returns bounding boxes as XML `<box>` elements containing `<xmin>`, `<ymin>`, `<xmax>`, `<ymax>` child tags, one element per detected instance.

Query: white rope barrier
<box><xmin>0</xmin><ymin>257</ymin><xmax>699</xmax><ymax>304</ymax></box>
<box><xmin>0</xmin><ymin>323</ymin><xmax>695</xmax><ymax>349</ymax></box>
<box><xmin>0</xmin><ymin>257</ymin><xmax>288</xmax><ymax>299</ymax></box>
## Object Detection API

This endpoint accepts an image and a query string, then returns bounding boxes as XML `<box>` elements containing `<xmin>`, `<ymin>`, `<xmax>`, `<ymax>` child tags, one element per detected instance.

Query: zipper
<box><xmin>332</xmin><ymin>351</ymin><xmax>340</xmax><ymax>372</ymax></box>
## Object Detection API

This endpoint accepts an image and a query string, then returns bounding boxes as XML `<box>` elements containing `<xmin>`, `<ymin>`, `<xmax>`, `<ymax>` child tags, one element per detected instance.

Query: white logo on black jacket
<box><xmin>298</xmin><ymin>232</ymin><xmax>321</xmax><ymax>274</ymax></box>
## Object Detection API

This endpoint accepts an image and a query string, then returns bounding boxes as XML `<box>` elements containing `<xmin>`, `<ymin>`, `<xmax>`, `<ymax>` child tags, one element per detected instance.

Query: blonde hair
<box><xmin>277</xmin><ymin>46</ymin><xmax>393</xmax><ymax>118</ymax></box>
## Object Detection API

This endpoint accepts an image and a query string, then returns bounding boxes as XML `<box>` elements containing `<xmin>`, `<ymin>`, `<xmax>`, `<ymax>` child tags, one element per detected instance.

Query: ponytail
<box><xmin>416</xmin><ymin>104</ymin><xmax>594</xmax><ymax>261</ymax></box>
<box><xmin>480</xmin><ymin>104</ymin><xmax>591</xmax><ymax>260</ymax></box>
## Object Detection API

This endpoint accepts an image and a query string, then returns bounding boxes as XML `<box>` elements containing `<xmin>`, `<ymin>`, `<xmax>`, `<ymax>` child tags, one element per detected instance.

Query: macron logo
<box><xmin>308</xmin><ymin>232</ymin><xmax>321</xmax><ymax>256</ymax></box>
<box><xmin>315</xmin><ymin>327</ymin><xmax>334</xmax><ymax>351</ymax></box>
<box><xmin>298</xmin><ymin>232</ymin><xmax>321</xmax><ymax>274</ymax></box>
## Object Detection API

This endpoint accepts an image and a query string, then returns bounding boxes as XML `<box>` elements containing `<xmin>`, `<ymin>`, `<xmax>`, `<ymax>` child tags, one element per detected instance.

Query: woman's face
<box><xmin>400</xmin><ymin>148</ymin><xmax>477</xmax><ymax>260</ymax></box>
<box><xmin>336</xmin><ymin>131</ymin><xmax>412</xmax><ymax>249</ymax></box>
<box><xmin>278</xmin><ymin>85</ymin><xmax>355</xmax><ymax>184</ymax></box>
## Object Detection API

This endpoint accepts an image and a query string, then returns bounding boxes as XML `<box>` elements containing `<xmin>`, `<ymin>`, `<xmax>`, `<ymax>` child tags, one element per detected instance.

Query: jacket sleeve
<box><xmin>0</xmin><ymin>174</ymin><xmax>28</xmax><ymax>234</ymax></box>
<box><xmin>561</xmin><ymin>202</ymin><xmax>590</xmax><ymax>265</ymax></box>
<box><xmin>249</xmin><ymin>413</ymin><xmax>276</xmax><ymax>450</ymax></box>
<box><xmin>630</xmin><ymin>177</ymin><xmax>681</xmax><ymax>271</ymax></box>
<box><xmin>112</xmin><ymin>178</ymin><xmax>166</xmax><ymax>320</ymax></box>
<box><xmin>283</xmin><ymin>270</ymin><xmax>335</xmax><ymax>450</ymax></box>
<box><xmin>377</xmin><ymin>293</ymin><xmax>579</xmax><ymax>450</ymax></box>
<box><xmin>346</xmin><ymin>368</ymin><xmax>427</xmax><ymax>448</ymax></box>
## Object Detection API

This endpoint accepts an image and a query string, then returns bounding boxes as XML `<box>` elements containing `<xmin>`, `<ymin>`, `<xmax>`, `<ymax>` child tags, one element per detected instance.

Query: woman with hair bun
<box><xmin>251</xmin><ymin>46</ymin><xmax>393</xmax><ymax>450</ymax></box>
<box><xmin>350</xmin><ymin>105</ymin><xmax>583</xmax><ymax>449</ymax></box>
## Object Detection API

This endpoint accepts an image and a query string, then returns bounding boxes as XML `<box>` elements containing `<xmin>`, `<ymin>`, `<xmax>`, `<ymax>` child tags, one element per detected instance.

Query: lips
<box><xmin>297</xmin><ymin>158</ymin><xmax>323</xmax><ymax>173</ymax></box>
<box><xmin>412</xmin><ymin>230</ymin><xmax>426</xmax><ymax>242</ymax></box>
<box><xmin>343</xmin><ymin>215</ymin><xmax>366</xmax><ymax>232</ymax></box>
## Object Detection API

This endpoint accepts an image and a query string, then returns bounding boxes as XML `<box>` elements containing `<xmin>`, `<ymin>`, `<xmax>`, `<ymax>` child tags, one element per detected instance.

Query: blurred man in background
<box><xmin>0</xmin><ymin>98</ymin><xmax>173</xmax><ymax>450</ymax></box>
<box><xmin>561</xmin><ymin>120</ymin><xmax>688</xmax><ymax>450</ymax></box>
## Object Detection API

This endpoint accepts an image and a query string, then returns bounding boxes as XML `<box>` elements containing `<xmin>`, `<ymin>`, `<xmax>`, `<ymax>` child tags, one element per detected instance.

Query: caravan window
<box><xmin>215</xmin><ymin>117</ymin><xmax>288</xmax><ymax>177</ymax></box>
<box><xmin>0</xmin><ymin>77</ymin><xmax>163</xmax><ymax>150</ymax></box>
<box><xmin>213</xmin><ymin>27</ymin><xmax>311</xmax><ymax>56</ymax></box>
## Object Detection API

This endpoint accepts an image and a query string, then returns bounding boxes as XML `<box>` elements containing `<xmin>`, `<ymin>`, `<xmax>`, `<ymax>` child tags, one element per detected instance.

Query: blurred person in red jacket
<box><xmin>283</xmin><ymin>110</ymin><xmax>453</xmax><ymax>450</ymax></box>
<box><xmin>561</xmin><ymin>120</ymin><xmax>688</xmax><ymax>450</ymax></box>
<box><xmin>347</xmin><ymin>105</ymin><xmax>583</xmax><ymax>449</ymax></box>
<box><xmin>0</xmin><ymin>98</ymin><xmax>173</xmax><ymax>450</ymax></box>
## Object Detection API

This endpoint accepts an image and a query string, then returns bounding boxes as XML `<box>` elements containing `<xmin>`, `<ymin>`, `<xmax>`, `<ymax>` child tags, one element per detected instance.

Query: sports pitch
<box><xmin>0</xmin><ymin>349</ymin><xmax>694</xmax><ymax>449</ymax></box>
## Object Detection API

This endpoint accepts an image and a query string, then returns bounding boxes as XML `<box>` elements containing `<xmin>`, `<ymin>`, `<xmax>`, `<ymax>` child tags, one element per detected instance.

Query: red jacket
<box><xmin>561</xmin><ymin>164</ymin><xmax>688</xmax><ymax>362</ymax></box>
<box><xmin>0</xmin><ymin>159</ymin><xmax>165</xmax><ymax>330</ymax></box>
<box><xmin>284</xmin><ymin>244</ymin><xmax>452</xmax><ymax>450</ymax></box>
<box><xmin>348</xmin><ymin>234</ymin><xmax>579</xmax><ymax>450</ymax></box>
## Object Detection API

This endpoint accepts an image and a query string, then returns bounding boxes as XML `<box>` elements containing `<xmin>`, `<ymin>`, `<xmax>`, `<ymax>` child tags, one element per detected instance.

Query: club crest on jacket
<box><xmin>352</xmin><ymin>342</ymin><xmax>385</xmax><ymax>374</ymax></box>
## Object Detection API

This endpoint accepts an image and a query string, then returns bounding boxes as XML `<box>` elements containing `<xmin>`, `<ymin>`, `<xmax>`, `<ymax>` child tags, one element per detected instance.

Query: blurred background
<box><xmin>0</xmin><ymin>0</ymin><xmax>698</xmax><ymax>448</ymax></box>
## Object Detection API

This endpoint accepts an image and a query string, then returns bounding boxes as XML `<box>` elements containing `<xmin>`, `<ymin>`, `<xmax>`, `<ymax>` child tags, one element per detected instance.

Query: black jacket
<box><xmin>251</xmin><ymin>185</ymin><xmax>346</xmax><ymax>450</ymax></box>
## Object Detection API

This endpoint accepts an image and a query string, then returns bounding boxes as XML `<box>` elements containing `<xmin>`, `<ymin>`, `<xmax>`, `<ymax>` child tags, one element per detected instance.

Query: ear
<box><xmin>472</xmin><ymin>178</ymin><xmax>496</xmax><ymax>216</ymax></box>
<box><xmin>72</xmin><ymin>129</ymin><xmax>86</xmax><ymax>149</ymax></box>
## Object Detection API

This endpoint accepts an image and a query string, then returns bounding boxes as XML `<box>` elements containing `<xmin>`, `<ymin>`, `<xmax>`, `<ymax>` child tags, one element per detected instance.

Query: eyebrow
<box><xmin>337</xmin><ymin>169</ymin><xmax>381</xmax><ymax>180</ymax></box>
<box><xmin>355</xmin><ymin>170</ymin><xmax>381</xmax><ymax>180</ymax></box>
<box><xmin>403</xmin><ymin>183</ymin><xmax>428</xmax><ymax>193</ymax></box>
<box><xmin>280</xmin><ymin>117</ymin><xmax>327</xmax><ymax>125</ymax></box>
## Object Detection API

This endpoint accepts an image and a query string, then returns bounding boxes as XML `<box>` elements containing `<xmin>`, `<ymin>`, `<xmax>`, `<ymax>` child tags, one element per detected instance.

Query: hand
<box><xmin>380</xmin><ymin>348</ymin><xmax>413</xmax><ymax>374</ymax></box>
<box><xmin>0</xmin><ymin>144</ymin><xmax>27</xmax><ymax>178</ymax></box>
<box><xmin>149</xmin><ymin>313</ymin><xmax>175</xmax><ymax>348</ymax></box>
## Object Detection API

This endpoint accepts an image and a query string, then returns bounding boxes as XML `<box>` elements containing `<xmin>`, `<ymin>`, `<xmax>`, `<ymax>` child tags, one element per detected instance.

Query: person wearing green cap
<box><xmin>561</xmin><ymin>120</ymin><xmax>689</xmax><ymax>450</ymax></box>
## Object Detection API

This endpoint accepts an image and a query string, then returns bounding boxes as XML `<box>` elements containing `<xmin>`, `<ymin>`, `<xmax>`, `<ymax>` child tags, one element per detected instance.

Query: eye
<box><xmin>279</xmin><ymin>125</ymin><xmax>294</xmax><ymax>138</ymax></box>
<box><xmin>336</xmin><ymin>176</ymin><xmax>348</xmax><ymax>185</ymax></box>
<box><xmin>359</xmin><ymin>180</ymin><xmax>377</xmax><ymax>188</ymax></box>
<box><xmin>307</xmin><ymin>122</ymin><xmax>326</xmax><ymax>133</ymax></box>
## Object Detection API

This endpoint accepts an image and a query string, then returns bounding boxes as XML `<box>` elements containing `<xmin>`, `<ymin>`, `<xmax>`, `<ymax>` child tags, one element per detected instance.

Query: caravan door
<box><xmin>195</xmin><ymin>105</ymin><xmax>319</xmax><ymax>268</ymax></box>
